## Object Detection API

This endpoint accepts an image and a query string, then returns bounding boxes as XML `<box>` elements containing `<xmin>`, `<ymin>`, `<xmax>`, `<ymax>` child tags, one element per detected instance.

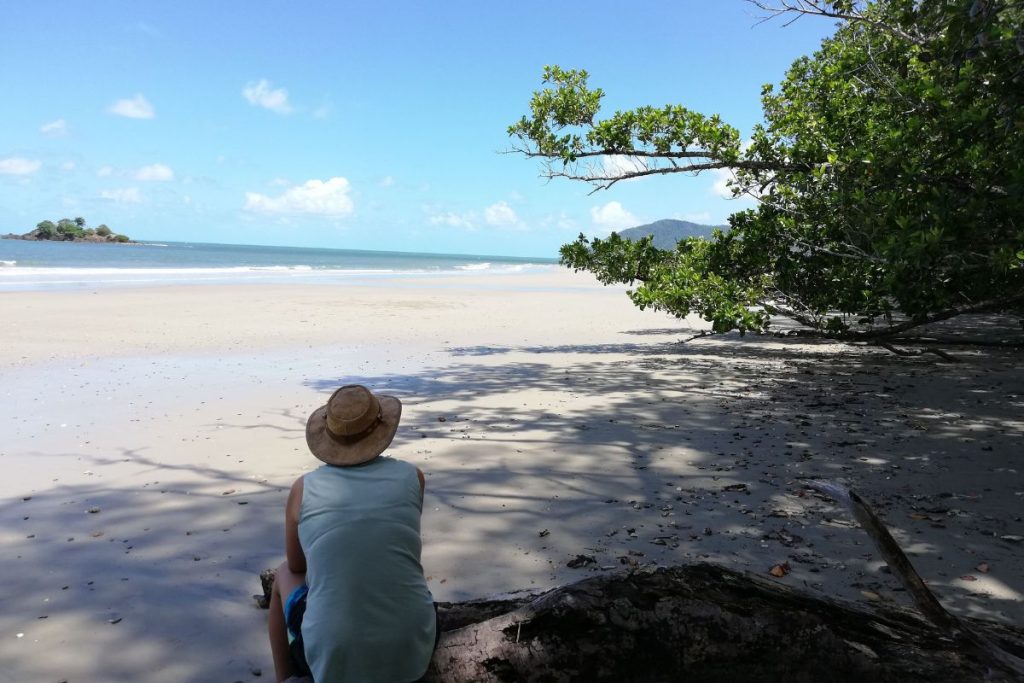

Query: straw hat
<box><xmin>305</xmin><ymin>385</ymin><xmax>402</xmax><ymax>466</ymax></box>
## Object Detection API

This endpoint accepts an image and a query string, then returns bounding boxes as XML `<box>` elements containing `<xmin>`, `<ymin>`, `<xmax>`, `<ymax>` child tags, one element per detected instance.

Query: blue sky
<box><xmin>1</xmin><ymin>2</ymin><xmax>836</xmax><ymax>257</ymax></box>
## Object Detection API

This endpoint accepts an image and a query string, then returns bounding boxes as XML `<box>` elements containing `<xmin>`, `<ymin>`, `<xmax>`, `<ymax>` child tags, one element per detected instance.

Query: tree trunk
<box><xmin>425</xmin><ymin>563</ymin><xmax>1024</xmax><ymax>683</ymax></box>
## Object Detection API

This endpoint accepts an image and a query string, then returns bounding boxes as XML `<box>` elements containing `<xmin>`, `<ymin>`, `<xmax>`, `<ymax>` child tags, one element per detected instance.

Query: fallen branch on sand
<box><xmin>805</xmin><ymin>480</ymin><xmax>1024</xmax><ymax>679</ymax></box>
<box><xmin>256</xmin><ymin>481</ymin><xmax>1024</xmax><ymax>682</ymax></box>
<box><xmin>875</xmin><ymin>342</ymin><xmax>960</xmax><ymax>363</ymax></box>
<box><xmin>677</xmin><ymin>331</ymin><xmax>712</xmax><ymax>344</ymax></box>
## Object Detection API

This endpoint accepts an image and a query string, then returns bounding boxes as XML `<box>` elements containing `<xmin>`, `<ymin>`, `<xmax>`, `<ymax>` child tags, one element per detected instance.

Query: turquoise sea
<box><xmin>0</xmin><ymin>239</ymin><xmax>557</xmax><ymax>290</ymax></box>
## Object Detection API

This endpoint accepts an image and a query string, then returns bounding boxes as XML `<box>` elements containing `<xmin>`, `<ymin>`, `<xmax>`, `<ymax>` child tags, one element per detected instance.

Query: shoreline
<box><xmin>1</xmin><ymin>271</ymin><xmax>1021</xmax><ymax>682</ymax></box>
<box><xmin>0</xmin><ymin>264</ymin><xmax>560</xmax><ymax>293</ymax></box>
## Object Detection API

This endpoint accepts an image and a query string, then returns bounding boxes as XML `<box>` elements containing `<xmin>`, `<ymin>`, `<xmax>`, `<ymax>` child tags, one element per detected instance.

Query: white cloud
<box><xmin>484</xmin><ymin>201</ymin><xmax>518</xmax><ymax>226</ymax></box>
<box><xmin>602</xmin><ymin>155</ymin><xmax>647</xmax><ymax>178</ymax></box>
<box><xmin>709</xmin><ymin>164</ymin><xmax>766</xmax><ymax>201</ymax></box>
<box><xmin>61</xmin><ymin>161</ymin><xmax>76</xmax><ymax>171</ymax></box>
<box><xmin>428</xmin><ymin>211</ymin><xmax>476</xmax><ymax>229</ymax></box>
<box><xmin>0</xmin><ymin>157</ymin><xmax>42</xmax><ymax>175</ymax></box>
<box><xmin>312</xmin><ymin>105</ymin><xmax>330</xmax><ymax>119</ymax></box>
<box><xmin>136</xmin><ymin>163</ymin><xmax>175</xmax><ymax>181</ymax></box>
<box><xmin>270</xmin><ymin>177</ymin><xmax>291</xmax><ymax>187</ymax></box>
<box><xmin>427</xmin><ymin>201</ymin><xmax>526</xmax><ymax>231</ymax></box>
<box><xmin>590</xmin><ymin>201</ymin><xmax>639</xmax><ymax>232</ymax></box>
<box><xmin>710</xmin><ymin>168</ymin><xmax>735</xmax><ymax>198</ymax></box>
<box><xmin>379</xmin><ymin>175</ymin><xmax>395</xmax><ymax>188</ymax></box>
<box><xmin>97</xmin><ymin>166</ymin><xmax>114</xmax><ymax>177</ymax></box>
<box><xmin>108</xmin><ymin>94</ymin><xmax>155</xmax><ymax>119</ymax></box>
<box><xmin>555</xmin><ymin>212</ymin><xmax>577</xmax><ymax>231</ymax></box>
<box><xmin>244</xmin><ymin>177</ymin><xmax>353</xmax><ymax>216</ymax></box>
<box><xmin>100</xmin><ymin>187</ymin><xmax>143</xmax><ymax>203</ymax></box>
<box><xmin>540</xmin><ymin>211</ymin><xmax>578</xmax><ymax>231</ymax></box>
<box><xmin>40</xmin><ymin>119</ymin><xmax>68</xmax><ymax>137</ymax></box>
<box><xmin>242</xmin><ymin>79</ymin><xmax>292</xmax><ymax>114</ymax></box>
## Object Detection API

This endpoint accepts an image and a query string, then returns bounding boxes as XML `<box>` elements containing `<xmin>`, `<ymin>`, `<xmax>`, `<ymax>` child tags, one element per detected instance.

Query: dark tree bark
<box><xmin>424</xmin><ymin>563</ymin><xmax>1024</xmax><ymax>683</ymax></box>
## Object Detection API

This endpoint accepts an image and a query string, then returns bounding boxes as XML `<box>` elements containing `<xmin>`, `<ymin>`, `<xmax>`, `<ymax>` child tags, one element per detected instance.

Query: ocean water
<box><xmin>0</xmin><ymin>239</ymin><xmax>557</xmax><ymax>290</ymax></box>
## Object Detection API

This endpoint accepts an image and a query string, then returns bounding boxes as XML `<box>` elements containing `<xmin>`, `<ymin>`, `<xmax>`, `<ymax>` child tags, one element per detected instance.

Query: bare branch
<box><xmin>525</xmin><ymin>155</ymin><xmax>802</xmax><ymax>194</ymax></box>
<box><xmin>847</xmin><ymin>293</ymin><xmax>1024</xmax><ymax>340</ymax></box>
<box><xmin>748</xmin><ymin>0</ymin><xmax>928</xmax><ymax>46</ymax></box>
<box><xmin>805</xmin><ymin>480</ymin><xmax>1024</xmax><ymax>678</ymax></box>
<box><xmin>519</xmin><ymin>149</ymin><xmax>724</xmax><ymax>162</ymax></box>
<box><xmin>763</xmin><ymin>295</ymin><xmax>824</xmax><ymax>329</ymax></box>
<box><xmin>788</xmin><ymin>236</ymin><xmax>885</xmax><ymax>263</ymax></box>
<box><xmin>876</xmin><ymin>342</ymin><xmax>960</xmax><ymax>362</ymax></box>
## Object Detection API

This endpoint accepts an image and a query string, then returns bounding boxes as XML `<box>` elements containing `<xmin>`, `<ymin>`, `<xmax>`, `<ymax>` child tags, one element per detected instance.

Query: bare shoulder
<box><xmin>286</xmin><ymin>475</ymin><xmax>304</xmax><ymax>518</ymax></box>
<box><xmin>395</xmin><ymin>458</ymin><xmax>425</xmax><ymax>492</ymax></box>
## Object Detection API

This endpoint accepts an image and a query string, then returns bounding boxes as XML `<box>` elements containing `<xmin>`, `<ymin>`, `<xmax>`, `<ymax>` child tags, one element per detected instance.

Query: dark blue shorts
<box><xmin>284</xmin><ymin>585</ymin><xmax>440</xmax><ymax>683</ymax></box>
<box><xmin>284</xmin><ymin>585</ymin><xmax>312</xmax><ymax>677</ymax></box>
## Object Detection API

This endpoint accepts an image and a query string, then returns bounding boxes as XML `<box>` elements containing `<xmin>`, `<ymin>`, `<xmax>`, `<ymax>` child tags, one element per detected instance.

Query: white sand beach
<box><xmin>1</xmin><ymin>269</ymin><xmax>1022</xmax><ymax>682</ymax></box>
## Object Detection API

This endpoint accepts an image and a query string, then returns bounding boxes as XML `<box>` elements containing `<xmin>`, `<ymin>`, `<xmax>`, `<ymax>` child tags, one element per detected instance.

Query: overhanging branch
<box><xmin>748</xmin><ymin>0</ymin><xmax>929</xmax><ymax>46</ymax></box>
<box><xmin>848</xmin><ymin>293</ymin><xmax>1024</xmax><ymax>340</ymax></box>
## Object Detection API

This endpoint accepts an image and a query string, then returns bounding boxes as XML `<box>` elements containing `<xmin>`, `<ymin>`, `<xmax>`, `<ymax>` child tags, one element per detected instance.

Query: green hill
<box><xmin>617</xmin><ymin>219</ymin><xmax>719</xmax><ymax>250</ymax></box>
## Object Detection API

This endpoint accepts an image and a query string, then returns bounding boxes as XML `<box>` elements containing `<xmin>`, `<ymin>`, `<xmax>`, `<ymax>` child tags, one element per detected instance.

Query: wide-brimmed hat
<box><xmin>305</xmin><ymin>385</ymin><xmax>402</xmax><ymax>466</ymax></box>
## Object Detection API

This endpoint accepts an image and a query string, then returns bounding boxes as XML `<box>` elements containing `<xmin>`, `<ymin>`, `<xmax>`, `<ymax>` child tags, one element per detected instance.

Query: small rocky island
<box><xmin>3</xmin><ymin>217</ymin><xmax>132</xmax><ymax>243</ymax></box>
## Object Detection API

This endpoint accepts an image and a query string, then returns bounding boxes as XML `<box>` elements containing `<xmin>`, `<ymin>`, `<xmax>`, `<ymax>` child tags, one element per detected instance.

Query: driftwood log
<box><xmin>428</xmin><ymin>564</ymin><xmax>1023</xmax><ymax>682</ymax></box>
<box><xmin>257</xmin><ymin>563</ymin><xmax>1024</xmax><ymax>682</ymax></box>
<box><xmin>257</xmin><ymin>481</ymin><xmax>1024</xmax><ymax>682</ymax></box>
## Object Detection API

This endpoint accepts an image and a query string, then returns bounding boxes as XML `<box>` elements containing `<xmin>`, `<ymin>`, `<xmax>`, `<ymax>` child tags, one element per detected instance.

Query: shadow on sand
<box><xmin>2</xmin><ymin>323</ymin><xmax>1021</xmax><ymax>681</ymax></box>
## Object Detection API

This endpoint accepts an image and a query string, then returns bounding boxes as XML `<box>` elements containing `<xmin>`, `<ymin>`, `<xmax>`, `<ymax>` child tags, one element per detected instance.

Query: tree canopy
<box><xmin>509</xmin><ymin>0</ymin><xmax>1023</xmax><ymax>338</ymax></box>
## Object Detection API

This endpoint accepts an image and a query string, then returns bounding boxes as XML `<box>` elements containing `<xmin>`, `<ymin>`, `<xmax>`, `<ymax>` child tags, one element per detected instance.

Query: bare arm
<box><xmin>416</xmin><ymin>466</ymin><xmax>426</xmax><ymax>512</ymax></box>
<box><xmin>285</xmin><ymin>476</ymin><xmax>306</xmax><ymax>574</ymax></box>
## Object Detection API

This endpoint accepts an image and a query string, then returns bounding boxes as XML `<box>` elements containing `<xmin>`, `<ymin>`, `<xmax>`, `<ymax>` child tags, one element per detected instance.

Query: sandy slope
<box><xmin>1</xmin><ymin>269</ymin><xmax>1021</xmax><ymax>682</ymax></box>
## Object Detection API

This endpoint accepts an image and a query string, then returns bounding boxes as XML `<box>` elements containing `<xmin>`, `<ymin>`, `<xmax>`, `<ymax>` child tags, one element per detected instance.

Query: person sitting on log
<box><xmin>268</xmin><ymin>385</ymin><xmax>437</xmax><ymax>683</ymax></box>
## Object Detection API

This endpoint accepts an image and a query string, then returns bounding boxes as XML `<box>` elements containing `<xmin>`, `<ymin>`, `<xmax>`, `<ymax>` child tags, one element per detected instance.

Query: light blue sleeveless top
<box><xmin>299</xmin><ymin>456</ymin><xmax>436</xmax><ymax>683</ymax></box>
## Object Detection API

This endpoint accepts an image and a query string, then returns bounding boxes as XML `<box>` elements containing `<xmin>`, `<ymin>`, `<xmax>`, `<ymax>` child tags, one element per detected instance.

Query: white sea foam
<box><xmin>250</xmin><ymin>264</ymin><xmax>313</xmax><ymax>272</ymax></box>
<box><xmin>0</xmin><ymin>261</ymin><xmax>554</xmax><ymax>290</ymax></box>
<box><xmin>0</xmin><ymin>265</ymin><xmax>329</xmax><ymax>276</ymax></box>
<box><xmin>454</xmin><ymin>263</ymin><xmax>543</xmax><ymax>274</ymax></box>
<box><xmin>0</xmin><ymin>265</ymin><xmax>393</xmax><ymax>289</ymax></box>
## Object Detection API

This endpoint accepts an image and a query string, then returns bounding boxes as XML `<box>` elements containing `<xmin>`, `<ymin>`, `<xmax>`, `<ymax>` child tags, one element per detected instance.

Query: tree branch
<box><xmin>876</xmin><ymin>342</ymin><xmax>960</xmax><ymax>362</ymax></box>
<box><xmin>763</xmin><ymin>299</ymin><xmax>824</xmax><ymax>330</ymax></box>
<box><xmin>848</xmin><ymin>293</ymin><xmax>1024</xmax><ymax>340</ymax></box>
<box><xmin>789</xmin><ymin>236</ymin><xmax>886</xmax><ymax>263</ymax></box>
<box><xmin>805</xmin><ymin>480</ymin><xmax>1024</xmax><ymax>678</ymax></box>
<box><xmin>533</xmin><ymin>158</ymin><xmax>799</xmax><ymax>194</ymax></box>
<box><xmin>748</xmin><ymin>1</ymin><xmax>929</xmax><ymax>46</ymax></box>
